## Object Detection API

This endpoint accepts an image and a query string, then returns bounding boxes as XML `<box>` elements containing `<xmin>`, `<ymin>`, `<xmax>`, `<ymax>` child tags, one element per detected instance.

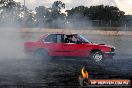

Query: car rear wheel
<box><xmin>91</xmin><ymin>51</ymin><xmax>104</xmax><ymax>62</ymax></box>
<box><xmin>34</xmin><ymin>49</ymin><xmax>48</xmax><ymax>59</ymax></box>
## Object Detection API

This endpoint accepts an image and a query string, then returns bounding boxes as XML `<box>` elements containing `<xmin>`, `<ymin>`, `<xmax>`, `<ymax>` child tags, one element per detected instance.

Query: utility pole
<box><xmin>24</xmin><ymin>0</ymin><xmax>26</xmax><ymax>16</ymax></box>
<box><xmin>110</xmin><ymin>20</ymin><xmax>111</xmax><ymax>27</ymax></box>
<box><xmin>125</xmin><ymin>24</ymin><xmax>127</xmax><ymax>30</ymax></box>
<box><xmin>23</xmin><ymin>0</ymin><xmax>26</xmax><ymax>26</ymax></box>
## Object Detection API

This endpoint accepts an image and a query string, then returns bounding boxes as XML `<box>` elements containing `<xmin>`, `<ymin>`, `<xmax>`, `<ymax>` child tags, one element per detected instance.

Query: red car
<box><xmin>24</xmin><ymin>33</ymin><xmax>115</xmax><ymax>62</ymax></box>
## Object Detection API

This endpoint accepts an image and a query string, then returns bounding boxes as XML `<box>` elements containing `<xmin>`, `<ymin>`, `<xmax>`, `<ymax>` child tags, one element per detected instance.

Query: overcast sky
<box><xmin>15</xmin><ymin>0</ymin><xmax>132</xmax><ymax>15</ymax></box>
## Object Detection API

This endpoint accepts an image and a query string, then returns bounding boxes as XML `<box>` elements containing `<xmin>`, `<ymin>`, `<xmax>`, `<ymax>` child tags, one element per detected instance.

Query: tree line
<box><xmin>0</xmin><ymin>0</ymin><xmax>131</xmax><ymax>28</ymax></box>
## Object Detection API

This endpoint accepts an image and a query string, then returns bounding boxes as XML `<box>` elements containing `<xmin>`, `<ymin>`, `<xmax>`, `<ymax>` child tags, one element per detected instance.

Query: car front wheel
<box><xmin>91</xmin><ymin>51</ymin><xmax>104</xmax><ymax>62</ymax></box>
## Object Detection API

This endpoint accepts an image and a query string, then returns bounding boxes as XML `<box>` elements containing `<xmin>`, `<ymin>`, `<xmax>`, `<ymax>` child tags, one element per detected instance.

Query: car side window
<box><xmin>45</xmin><ymin>34</ymin><xmax>57</xmax><ymax>43</ymax></box>
<box><xmin>57</xmin><ymin>34</ymin><xmax>62</xmax><ymax>43</ymax></box>
<box><xmin>72</xmin><ymin>36</ymin><xmax>78</xmax><ymax>43</ymax></box>
<box><xmin>64</xmin><ymin>35</ymin><xmax>78</xmax><ymax>43</ymax></box>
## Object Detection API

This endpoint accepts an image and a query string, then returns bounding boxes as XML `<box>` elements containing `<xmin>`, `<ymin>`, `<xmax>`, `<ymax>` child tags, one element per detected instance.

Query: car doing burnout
<box><xmin>24</xmin><ymin>34</ymin><xmax>116</xmax><ymax>62</ymax></box>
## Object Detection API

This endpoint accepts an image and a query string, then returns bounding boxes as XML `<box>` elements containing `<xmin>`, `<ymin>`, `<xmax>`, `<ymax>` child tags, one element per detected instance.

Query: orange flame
<box><xmin>81</xmin><ymin>67</ymin><xmax>89</xmax><ymax>79</ymax></box>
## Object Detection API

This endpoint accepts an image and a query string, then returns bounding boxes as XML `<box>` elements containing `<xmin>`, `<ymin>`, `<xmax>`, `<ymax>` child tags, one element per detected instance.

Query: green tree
<box><xmin>66</xmin><ymin>5</ymin><xmax>125</xmax><ymax>21</ymax></box>
<box><xmin>0</xmin><ymin>0</ymin><xmax>22</xmax><ymax>24</ymax></box>
<box><xmin>66</xmin><ymin>6</ymin><xmax>89</xmax><ymax>19</ymax></box>
<box><xmin>35</xmin><ymin>6</ymin><xmax>50</xmax><ymax>18</ymax></box>
<box><xmin>51</xmin><ymin>1</ymin><xmax>65</xmax><ymax>19</ymax></box>
<box><xmin>0</xmin><ymin>0</ymin><xmax>35</xmax><ymax>27</ymax></box>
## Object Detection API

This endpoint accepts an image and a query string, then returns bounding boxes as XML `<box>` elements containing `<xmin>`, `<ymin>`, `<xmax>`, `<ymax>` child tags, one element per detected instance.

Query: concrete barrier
<box><xmin>20</xmin><ymin>28</ymin><xmax>132</xmax><ymax>36</ymax></box>
<box><xmin>0</xmin><ymin>28</ymin><xmax>132</xmax><ymax>35</ymax></box>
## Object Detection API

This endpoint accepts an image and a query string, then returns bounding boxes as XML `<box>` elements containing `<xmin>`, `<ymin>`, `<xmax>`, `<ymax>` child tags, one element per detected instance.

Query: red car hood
<box><xmin>86</xmin><ymin>43</ymin><xmax>115</xmax><ymax>48</ymax></box>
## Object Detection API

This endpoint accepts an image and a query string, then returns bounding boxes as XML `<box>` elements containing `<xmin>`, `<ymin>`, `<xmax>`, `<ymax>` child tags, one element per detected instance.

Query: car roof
<box><xmin>40</xmin><ymin>33</ymin><xmax>78</xmax><ymax>39</ymax></box>
<box><xmin>48</xmin><ymin>33</ymin><xmax>77</xmax><ymax>35</ymax></box>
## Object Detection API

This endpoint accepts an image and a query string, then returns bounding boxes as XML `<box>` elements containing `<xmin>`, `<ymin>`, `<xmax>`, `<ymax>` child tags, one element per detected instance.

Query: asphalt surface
<box><xmin>0</xmin><ymin>32</ymin><xmax>132</xmax><ymax>88</ymax></box>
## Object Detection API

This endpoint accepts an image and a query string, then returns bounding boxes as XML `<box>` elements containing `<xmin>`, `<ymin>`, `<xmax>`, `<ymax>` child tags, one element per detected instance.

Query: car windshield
<box><xmin>78</xmin><ymin>34</ymin><xmax>91</xmax><ymax>43</ymax></box>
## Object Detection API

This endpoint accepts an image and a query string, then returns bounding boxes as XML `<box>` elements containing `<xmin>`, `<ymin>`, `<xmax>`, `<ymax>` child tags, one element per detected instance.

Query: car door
<box><xmin>44</xmin><ymin>34</ymin><xmax>64</xmax><ymax>56</ymax></box>
<box><xmin>62</xmin><ymin>35</ymin><xmax>88</xmax><ymax>57</ymax></box>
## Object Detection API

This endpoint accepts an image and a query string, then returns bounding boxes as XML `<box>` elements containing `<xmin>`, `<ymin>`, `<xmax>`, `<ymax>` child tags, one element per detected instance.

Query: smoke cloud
<box><xmin>0</xmin><ymin>27</ymin><xmax>27</xmax><ymax>60</ymax></box>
